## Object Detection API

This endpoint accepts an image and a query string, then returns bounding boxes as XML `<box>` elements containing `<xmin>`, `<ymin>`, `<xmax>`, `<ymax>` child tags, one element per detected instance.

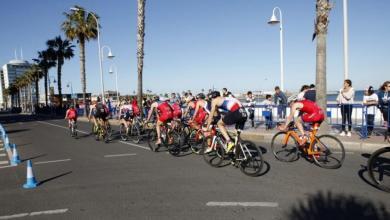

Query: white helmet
<box><xmin>287</xmin><ymin>94</ymin><xmax>298</xmax><ymax>104</ymax></box>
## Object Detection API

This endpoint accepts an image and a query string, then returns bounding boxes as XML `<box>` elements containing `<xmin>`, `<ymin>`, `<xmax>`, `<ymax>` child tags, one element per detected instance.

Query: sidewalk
<box><xmin>78</xmin><ymin>116</ymin><xmax>389</xmax><ymax>153</ymax></box>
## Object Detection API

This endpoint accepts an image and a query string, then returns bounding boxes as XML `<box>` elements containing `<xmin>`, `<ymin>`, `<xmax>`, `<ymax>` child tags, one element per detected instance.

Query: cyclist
<box><xmin>119</xmin><ymin>101</ymin><xmax>133</xmax><ymax>129</ymax></box>
<box><xmin>279</xmin><ymin>95</ymin><xmax>325</xmax><ymax>145</ymax></box>
<box><xmin>146</xmin><ymin>96</ymin><xmax>174</xmax><ymax>146</ymax></box>
<box><xmin>204</xmin><ymin>91</ymin><xmax>247</xmax><ymax>153</ymax></box>
<box><xmin>94</xmin><ymin>101</ymin><xmax>110</xmax><ymax>128</ymax></box>
<box><xmin>191</xmin><ymin>93</ymin><xmax>209</xmax><ymax>129</ymax></box>
<box><xmin>88</xmin><ymin>100</ymin><xmax>98</xmax><ymax>129</ymax></box>
<box><xmin>65</xmin><ymin>105</ymin><xmax>78</xmax><ymax>128</ymax></box>
<box><xmin>171</xmin><ymin>98</ymin><xmax>182</xmax><ymax>120</ymax></box>
<box><xmin>131</xmin><ymin>98</ymin><xmax>141</xmax><ymax>118</ymax></box>
<box><xmin>183</xmin><ymin>97</ymin><xmax>196</xmax><ymax>118</ymax></box>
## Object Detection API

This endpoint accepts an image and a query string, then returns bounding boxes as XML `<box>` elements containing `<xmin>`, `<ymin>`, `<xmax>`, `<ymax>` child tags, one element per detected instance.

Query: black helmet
<box><xmin>196</xmin><ymin>93</ymin><xmax>205</xmax><ymax>100</ymax></box>
<box><xmin>209</xmin><ymin>91</ymin><xmax>220</xmax><ymax>99</ymax></box>
<box><xmin>153</xmin><ymin>96</ymin><xmax>160</xmax><ymax>101</ymax></box>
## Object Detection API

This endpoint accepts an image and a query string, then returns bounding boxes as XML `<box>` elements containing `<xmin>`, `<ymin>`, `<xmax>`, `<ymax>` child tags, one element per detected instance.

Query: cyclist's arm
<box><xmin>65</xmin><ymin>110</ymin><xmax>69</xmax><ymax>119</ymax></box>
<box><xmin>206</xmin><ymin>100</ymin><xmax>217</xmax><ymax>129</ymax></box>
<box><xmin>146</xmin><ymin>103</ymin><xmax>157</xmax><ymax>122</ymax></box>
<box><xmin>283</xmin><ymin>102</ymin><xmax>303</xmax><ymax>129</ymax></box>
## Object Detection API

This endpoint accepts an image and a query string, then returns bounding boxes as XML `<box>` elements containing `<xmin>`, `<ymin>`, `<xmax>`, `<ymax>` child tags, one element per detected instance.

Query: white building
<box><xmin>0</xmin><ymin>59</ymin><xmax>32</xmax><ymax>109</ymax></box>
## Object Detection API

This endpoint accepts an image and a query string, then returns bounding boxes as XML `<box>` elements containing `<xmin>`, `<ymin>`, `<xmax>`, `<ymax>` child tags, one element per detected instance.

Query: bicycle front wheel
<box><xmin>147</xmin><ymin>129</ymin><xmax>158</xmax><ymax>151</ymax></box>
<box><xmin>312</xmin><ymin>135</ymin><xmax>345</xmax><ymax>169</ymax></box>
<box><xmin>271</xmin><ymin>132</ymin><xmax>299</xmax><ymax>162</ymax></box>
<box><xmin>239</xmin><ymin>141</ymin><xmax>264</xmax><ymax>177</ymax></box>
<box><xmin>130</xmin><ymin>123</ymin><xmax>142</xmax><ymax>144</ymax></box>
<box><xmin>168</xmin><ymin>131</ymin><xmax>182</xmax><ymax>156</ymax></box>
<box><xmin>188</xmin><ymin>130</ymin><xmax>204</xmax><ymax>154</ymax></box>
<box><xmin>119</xmin><ymin>124</ymin><xmax>128</xmax><ymax>141</ymax></box>
<box><xmin>367</xmin><ymin>147</ymin><xmax>390</xmax><ymax>192</ymax></box>
<box><xmin>202</xmin><ymin>136</ymin><xmax>225</xmax><ymax>167</ymax></box>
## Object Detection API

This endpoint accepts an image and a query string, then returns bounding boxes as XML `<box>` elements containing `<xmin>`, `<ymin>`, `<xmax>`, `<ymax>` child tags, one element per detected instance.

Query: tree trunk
<box><xmin>35</xmin><ymin>78</ymin><xmax>39</xmax><ymax>107</ymax></box>
<box><xmin>80</xmin><ymin>39</ymin><xmax>87</xmax><ymax>116</ymax></box>
<box><xmin>44</xmin><ymin>68</ymin><xmax>48</xmax><ymax>106</ymax></box>
<box><xmin>57</xmin><ymin>60</ymin><xmax>63</xmax><ymax>108</ymax></box>
<box><xmin>137</xmin><ymin>0</ymin><xmax>146</xmax><ymax>117</ymax></box>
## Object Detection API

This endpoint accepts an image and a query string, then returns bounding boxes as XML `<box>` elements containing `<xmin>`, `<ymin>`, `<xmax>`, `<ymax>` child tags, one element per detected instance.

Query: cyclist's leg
<box><xmin>217</xmin><ymin>119</ymin><xmax>230</xmax><ymax>142</ymax></box>
<box><xmin>295</xmin><ymin>117</ymin><xmax>306</xmax><ymax>136</ymax></box>
<box><xmin>156</xmin><ymin>120</ymin><xmax>163</xmax><ymax>144</ymax></box>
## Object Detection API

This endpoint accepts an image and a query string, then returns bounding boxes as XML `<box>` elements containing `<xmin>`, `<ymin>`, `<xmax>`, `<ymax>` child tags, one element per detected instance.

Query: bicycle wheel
<box><xmin>168</xmin><ymin>131</ymin><xmax>182</xmax><ymax>156</ymax></box>
<box><xmin>119</xmin><ymin>123</ymin><xmax>128</xmax><ymax>141</ymax></box>
<box><xmin>238</xmin><ymin>141</ymin><xmax>264</xmax><ymax>177</ymax></box>
<box><xmin>147</xmin><ymin>129</ymin><xmax>158</xmax><ymax>151</ymax></box>
<box><xmin>202</xmin><ymin>136</ymin><xmax>225</xmax><ymax>167</ymax></box>
<box><xmin>104</xmin><ymin>125</ymin><xmax>112</xmax><ymax>143</ymax></box>
<box><xmin>271</xmin><ymin>131</ymin><xmax>299</xmax><ymax>162</ymax></box>
<box><xmin>367</xmin><ymin>147</ymin><xmax>390</xmax><ymax>192</ymax></box>
<box><xmin>130</xmin><ymin>122</ymin><xmax>142</xmax><ymax>144</ymax></box>
<box><xmin>188</xmin><ymin>130</ymin><xmax>204</xmax><ymax>154</ymax></box>
<box><xmin>312</xmin><ymin>135</ymin><xmax>345</xmax><ymax>169</ymax></box>
<box><xmin>72</xmin><ymin>123</ymin><xmax>77</xmax><ymax>137</ymax></box>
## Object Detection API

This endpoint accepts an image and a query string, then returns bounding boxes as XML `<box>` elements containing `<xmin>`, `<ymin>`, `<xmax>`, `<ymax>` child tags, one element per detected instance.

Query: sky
<box><xmin>0</xmin><ymin>0</ymin><xmax>389</xmax><ymax>96</ymax></box>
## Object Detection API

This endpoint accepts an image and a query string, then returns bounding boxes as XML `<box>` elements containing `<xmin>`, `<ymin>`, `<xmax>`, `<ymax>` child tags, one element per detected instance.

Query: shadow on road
<box><xmin>38</xmin><ymin>171</ymin><xmax>72</xmax><ymax>186</ymax></box>
<box><xmin>5</xmin><ymin>129</ymin><xmax>30</xmax><ymax>134</ymax></box>
<box><xmin>21</xmin><ymin>154</ymin><xmax>47</xmax><ymax>163</ymax></box>
<box><xmin>285</xmin><ymin>191</ymin><xmax>389</xmax><ymax>220</ymax></box>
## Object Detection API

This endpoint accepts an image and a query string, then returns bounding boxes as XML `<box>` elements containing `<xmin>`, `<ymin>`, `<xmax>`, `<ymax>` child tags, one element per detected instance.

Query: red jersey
<box><xmin>298</xmin><ymin>100</ymin><xmax>324</xmax><ymax>123</ymax></box>
<box><xmin>67</xmin><ymin>109</ymin><xmax>77</xmax><ymax>120</ymax></box>
<box><xmin>157</xmin><ymin>101</ymin><xmax>173</xmax><ymax>123</ymax></box>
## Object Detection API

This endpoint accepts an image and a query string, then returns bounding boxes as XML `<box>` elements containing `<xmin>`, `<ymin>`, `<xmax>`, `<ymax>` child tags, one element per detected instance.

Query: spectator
<box><xmin>297</xmin><ymin>85</ymin><xmax>310</xmax><ymax>101</ymax></box>
<box><xmin>261</xmin><ymin>94</ymin><xmax>273</xmax><ymax>129</ymax></box>
<box><xmin>274</xmin><ymin>86</ymin><xmax>287</xmax><ymax>120</ymax></box>
<box><xmin>246</xmin><ymin>91</ymin><xmax>256</xmax><ymax>127</ymax></box>
<box><xmin>363</xmin><ymin>86</ymin><xmax>378</xmax><ymax>137</ymax></box>
<box><xmin>377</xmin><ymin>81</ymin><xmax>390</xmax><ymax>140</ymax></box>
<box><xmin>336</xmin><ymin>79</ymin><xmax>355</xmax><ymax>137</ymax></box>
<box><xmin>304</xmin><ymin>84</ymin><xmax>316</xmax><ymax>102</ymax></box>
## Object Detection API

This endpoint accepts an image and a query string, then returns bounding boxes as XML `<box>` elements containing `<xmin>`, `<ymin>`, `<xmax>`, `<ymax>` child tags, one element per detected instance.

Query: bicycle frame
<box><xmin>282</xmin><ymin>123</ymin><xmax>320</xmax><ymax>155</ymax></box>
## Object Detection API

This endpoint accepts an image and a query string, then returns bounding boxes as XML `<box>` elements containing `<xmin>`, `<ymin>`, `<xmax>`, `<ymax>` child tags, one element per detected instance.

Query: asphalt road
<box><xmin>0</xmin><ymin>114</ymin><xmax>389</xmax><ymax>220</ymax></box>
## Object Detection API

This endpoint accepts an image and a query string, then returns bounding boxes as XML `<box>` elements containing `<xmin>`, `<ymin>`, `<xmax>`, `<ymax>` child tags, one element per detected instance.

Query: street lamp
<box><xmin>70</xmin><ymin>7</ymin><xmax>107</xmax><ymax>104</ymax></box>
<box><xmin>343</xmin><ymin>0</ymin><xmax>349</xmax><ymax>79</ymax></box>
<box><xmin>67</xmin><ymin>82</ymin><xmax>76</xmax><ymax>107</ymax></box>
<box><xmin>268</xmin><ymin>7</ymin><xmax>284</xmax><ymax>92</ymax></box>
<box><xmin>108</xmin><ymin>64</ymin><xmax>119</xmax><ymax>105</ymax></box>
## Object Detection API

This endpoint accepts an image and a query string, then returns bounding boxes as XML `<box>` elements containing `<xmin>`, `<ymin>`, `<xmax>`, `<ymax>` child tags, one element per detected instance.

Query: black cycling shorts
<box><xmin>95</xmin><ymin>111</ymin><xmax>108</xmax><ymax>121</ymax></box>
<box><xmin>222</xmin><ymin>108</ymin><xmax>247</xmax><ymax>130</ymax></box>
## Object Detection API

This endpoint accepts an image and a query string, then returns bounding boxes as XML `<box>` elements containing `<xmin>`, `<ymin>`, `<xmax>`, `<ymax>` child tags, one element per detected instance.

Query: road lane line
<box><xmin>35</xmin><ymin>159</ymin><xmax>71</xmax><ymax>165</ymax></box>
<box><xmin>0</xmin><ymin>165</ymin><xmax>15</xmax><ymax>169</ymax></box>
<box><xmin>104</xmin><ymin>153</ymin><xmax>137</xmax><ymax>158</ymax></box>
<box><xmin>206</xmin><ymin>202</ymin><xmax>279</xmax><ymax>207</ymax></box>
<box><xmin>0</xmin><ymin>153</ymin><xmax>7</xmax><ymax>156</ymax></box>
<box><xmin>0</xmin><ymin>161</ymin><xmax>8</xmax><ymax>165</ymax></box>
<box><xmin>0</xmin><ymin>209</ymin><xmax>68</xmax><ymax>219</ymax></box>
<box><xmin>119</xmin><ymin>141</ymin><xmax>150</xmax><ymax>151</ymax></box>
<box><xmin>37</xmin><ymin>120</ymin><xmax>152</xmax><ymax>151</ymax></box>
<box><xmin>36</xmin><ymin>121</ymin><xmax>89</xmax><ymax>134</ymax></box>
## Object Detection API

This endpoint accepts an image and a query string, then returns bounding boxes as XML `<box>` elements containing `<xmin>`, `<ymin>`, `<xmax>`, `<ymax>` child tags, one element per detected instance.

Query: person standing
<box><xmin>274</xmin><ymin>86</ymin><xmax>287</xmax><ymax>120</ymax></box>
<box><xmin>377</xmin><ymin>81</ymin><xmax>390</xmax><ymax>140</ymax></box>
<box><xmin>337</xmin><ymin>79</ymin><xmax>355</xmax><ymax>137</ymax></box>
<box><xmin>261</xmin><ymin>94</ymin><xmax>273</xmax><ymax>129</ymax></box>
<box><xmin>246</xmin><ymin>91</ymin><xmax>256</xmax><ymax>127</ymax></box>
<box><xmin>363</xmin><ymin>86</ymin><xmax>378</xmax><ymax>136</ymax></box>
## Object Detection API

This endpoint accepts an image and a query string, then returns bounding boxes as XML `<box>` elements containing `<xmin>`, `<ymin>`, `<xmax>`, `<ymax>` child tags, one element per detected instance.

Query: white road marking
<box><xmin>0</xmin><ymin>153</ymin><xmax>7</xmax><ymax>156</ymax></box>
<box><xmin>36</xmin><ymin>121</ymin><xmax>89</xmax><ymax>134</ymax></box>
<box><xmin>0</xmin><ymin>165</ymin><xmax>15</xmax><ymax>169</ymax></box>
<box><xmin>119</xmin><ymin>141</ymin><xmax>150</xmax><ymax>151</ymax></box>
<box><xmin>37</xmin><ymin>120</ymin><xmax>151</xmax><ymax>151</ymax></box>
<box><xmin>0</xmin><ymin>209</ymin><xmax>68</xmax><ymax>219</ymax></box>
<box><xmin>206</xmin><ymin>202</ymin><xmax>279</xmax><ymax>207</ymax></box>
<box><xmin>0</xmin><ymin>161</ymin><xmax>8</xmax><ymax>165</ymax></box>
<box><xmin>104</xmin><ymin>153</ymin><xmax>137</xmax><ymax>158</ymax></box>
<box><xmin>34</xmin><ymin>159</ymin><xmax>71</xmax><ymax>165</ymax></box>
<box><xmin>0</xmin><ymin>148</ymin><xmax>4</xmax><ymax>151</ymax></box>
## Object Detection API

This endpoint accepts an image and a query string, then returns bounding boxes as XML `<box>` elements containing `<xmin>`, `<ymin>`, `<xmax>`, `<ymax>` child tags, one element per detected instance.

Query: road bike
<box><xmin>119</xmin><ymin>116</ymin><xmax>144</xmax><ymax>144</ymax></box>
<box><xmin>93</xmin><ymin>120</ymin><xmax>112</xmax><ymax>143</ymax></box>
<box><xmin>367</xmin><ymin>146</ymin><xmax>390</xmax><ymax>192</ymax></box>
<box><xmin>69</xmin><ymin>120</ymin><xmax>77</xmax><ymax>137</ymax></box>
<box><xmin>147</xmin><ymin>121</ymin><xmax>182</xmax><ymax>155</ymax></box>
<box><xmin>271</xmin><ymin>122</ymin><xmax>345</xmax><ymax>169</ymax></box>
<box><xmin>202</xmin><ymin>127</ymin><xmax>264</xmax><ymax>177</ymax></box>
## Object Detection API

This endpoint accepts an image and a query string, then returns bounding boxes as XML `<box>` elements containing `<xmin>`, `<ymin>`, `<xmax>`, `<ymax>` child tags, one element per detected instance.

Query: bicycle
<box><xmin>202</xmin><ymin>127</ymin><xmax>264</xmax><ymax>177</ymax></box>
<box><xmin>271</xmin><ymin>122</ymin><xmax>345</xmax><ymax>169</ymax></box>
<box><xmin>147</xmin><ymin>121</ymin><xmax>182</xmax><ymax>155</ymax></box>
<box><xmin>120</xmin><ymin>116</ymin><xmax>144</xmax><ymax>143</ymax></box>
<box><xmin>94</xmin><ymin>120</ymin><xmax>112</xmax><ymax>143</ymax></box>
<box><xmin>367</xmin><ymin>146</ymin><xmax>390</xmax><ymax>192</ymax></box>
<box><xmin>69</xmin><ymin>120</ymin><xmax>77</xmax><ymax>137</ymax></box>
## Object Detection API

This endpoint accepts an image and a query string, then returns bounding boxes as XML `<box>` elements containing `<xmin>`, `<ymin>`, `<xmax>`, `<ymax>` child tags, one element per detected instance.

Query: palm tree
<box><xmin>47</xmin><ymin>36</ymin><xmax>75</xmax><ymax>107</ymax></box>
<box><xmin>313</xmin><ymin>0</ymin><xmax>332</xmax><ymax>119</ymax></box>
<box><xmin>62</xmin><ymin>5</ymin><xmax>98</xmax><ymax>115</ymax></box>
<box><xmin>137</xmin><ymin>0</ymin><xmax>146</xmax><ymax>117</ymax></box>
<box><xmin>25</xmin><ymin>64</ymin><xmax>43</xmax><ymax>107</ymax></box>
<box><xmin>33</xmin><ymin>50</ymin><xmax>56</xmax><ymax>106</ymax></box>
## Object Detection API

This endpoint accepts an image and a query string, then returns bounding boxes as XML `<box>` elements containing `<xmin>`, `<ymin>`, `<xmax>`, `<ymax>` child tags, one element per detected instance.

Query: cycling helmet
<box><xmin>208</xmin><ymin>91</ymin><xmax>220</xmax><ymax>99</ymax></box>
<box><xmin>196</xmin><ymin>93</ymin><xmax>206</xmax><ymax>100</ymax></box>
<box><xmin>153</xmin><ymin>96</ymin><xmax>160</xmax><ymax>102</ymax></box>
<box><xmin>69</xmin><ymin>105</ymin><xmax>74</xmax><ymax>109</ymax></box>
<box><xmin>287</xmin><ymin>94</ymin><xmax>298</xmax><ymax>104</ymax></box>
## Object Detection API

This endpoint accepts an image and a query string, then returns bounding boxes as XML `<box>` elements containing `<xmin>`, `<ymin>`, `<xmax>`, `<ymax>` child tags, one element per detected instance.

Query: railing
<box><xmin>246</xmin><ymin>103</ymin><xmax>389</xmax><ymax>139</ymax></box>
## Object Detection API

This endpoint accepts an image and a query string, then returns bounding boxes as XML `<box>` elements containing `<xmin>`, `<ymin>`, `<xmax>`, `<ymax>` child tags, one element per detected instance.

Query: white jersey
<box><xmin>120</xmin><ymin>104</ymin><xmax>133</xmax><ymax>114</ymax></box>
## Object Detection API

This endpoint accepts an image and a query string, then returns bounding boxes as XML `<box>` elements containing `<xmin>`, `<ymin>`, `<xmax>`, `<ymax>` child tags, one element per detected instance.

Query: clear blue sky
<box><xmin>1</xmin><ymin>0</ymin><xmax>389</xmax><ymax>95</ymax></box>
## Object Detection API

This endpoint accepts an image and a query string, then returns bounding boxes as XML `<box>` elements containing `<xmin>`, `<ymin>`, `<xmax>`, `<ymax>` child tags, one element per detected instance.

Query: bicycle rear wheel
<box><xmin>367</xmin><ymin>147</ymin><xmax>390</xmax><ymax>192</ymax></box>
<box><xmin>188</xmin><ymin>130</ymin><xmax>204</xmax><ymax>154</ymax></box>
<box><xmin>271</xmin><ymin>131</ymin><xmax>299</xmax><ymax>162</ymax></box>
<box><xmin>147</xmin><ymin>129</ymin><xmax>158</xmax><ymax>151</ymax></box>
<box><xmin>104</xmin><ymin>124</ymin><xmax>112</xmax><ymax>143</ymax></box>
<box><xmin>168</xmin><ymin>131</ymin><xmax>182</xmax><ymax>156</ymax></box>
<box><xmin>202</xmin><ymin>136</ymin><xmax>225</xmax><ymax>167</ymax></box>
<box><xmin>312</xmin><ymin>135</ymin><xmax>345</xmax><ymax>169</ymax></box>
<box><xmin>130</xmin><ymin>123</ymin><xmax>142</xmax><ymax>144</ymax></box>
<box><xmin>72</xmin><ymin>123</ymin><xmax>77</xmax><ymax>137</ymax></box>
<box><xmin>238</xmin><ymin>141</ymin><xmax>264</xmax><ymax>177</ymax></box>
<box><xmin>119</xmin><ymin>123</ymin><xmax>128</xmax><ymax>141</ymax></box>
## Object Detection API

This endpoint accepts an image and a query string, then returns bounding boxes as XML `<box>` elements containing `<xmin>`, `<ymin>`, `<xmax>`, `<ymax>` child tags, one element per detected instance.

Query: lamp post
<box><xmin>343</xmin><ymin>0</ymin><xmax>349</xmax><ymax>79</ymax></box>
<box><xmin>70</xmin><ymin>7</ymin><xmax>112</xmax><ymax>104</ymax></box>
<box><xmin>67</xmin><ymin>82</ymin><xmax>76</xmax><ymax>107</ymax></box>
<box><xmin>268</xmin><ymin>7</ymin><xmax>284</xmax><ymax>92</ymax></box>
<box><xmin>108</xmin><ymin>64</ymin><xmax>119</xmax><ymax>105</ymax></box>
